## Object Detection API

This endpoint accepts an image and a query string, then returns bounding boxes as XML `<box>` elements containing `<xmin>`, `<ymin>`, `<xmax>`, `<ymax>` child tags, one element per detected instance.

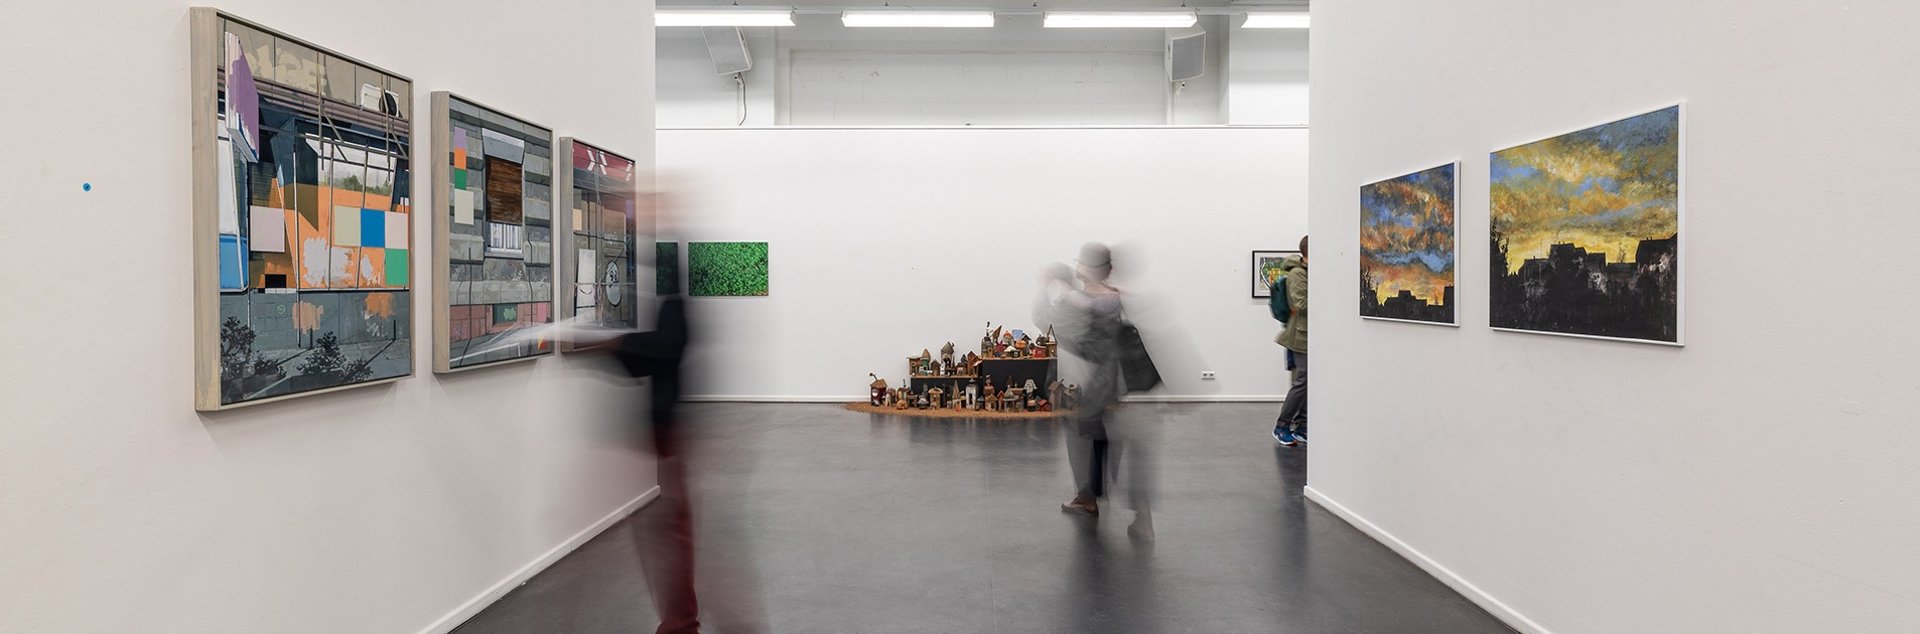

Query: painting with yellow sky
<box><xmin>1490</xmin><ymin>106</ymin><xmax>1680</xmax><ymax>344</ymax></box>
<box><xmin>1361</xmin><ymin>163</ymin><xmax>1456</xmax><ymax>324</ymax></box>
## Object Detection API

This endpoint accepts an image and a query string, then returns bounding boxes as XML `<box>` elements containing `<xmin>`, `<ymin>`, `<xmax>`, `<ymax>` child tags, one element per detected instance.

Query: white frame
<box><xmin>1485</xmin><ymin>102</ymin><xmax>1686</xmax><ymax>347</ymax></box>
<box><xmin>430</xmin><ymin>91</ymin><xmax>559</xmax><ymax>372</ymax></box>
<box><xmin>1358</xmin><ymin>160</ymin><xmax>1462</xmax><ymax>328</ymax></box>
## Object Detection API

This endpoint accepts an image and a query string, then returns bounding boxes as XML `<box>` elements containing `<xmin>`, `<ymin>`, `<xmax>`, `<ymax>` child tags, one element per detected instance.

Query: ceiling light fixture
<box><xmin>656</xmin><ymin>10</ymin><xmax>795</xmax><ymax>27</ymax></box>
<box><xmin>1042</xmin><ymin>11</ymin><xmax>1198</xmax><ymax>29</ymax></box>
<box><xmin>1241</xmin><ymin>13</ymin><xmax>1311</xmax><ymax>29</ymax></box>
<box><xmin>842</xmin><ymin>10</ymin><xmax>996</xmax><ymax>28</ymax></box>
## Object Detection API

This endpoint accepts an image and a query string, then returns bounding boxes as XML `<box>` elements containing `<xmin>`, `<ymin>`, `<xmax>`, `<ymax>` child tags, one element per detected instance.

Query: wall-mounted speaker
<box><xmin>703</xmin><ymin>26</ymin><xmax>752</xmax><ymax>76</ymax></box>
<box><xmin>1167</xmin><ymin>31</ymin><xmax>1205</xmax><ymax>82</ymax></box>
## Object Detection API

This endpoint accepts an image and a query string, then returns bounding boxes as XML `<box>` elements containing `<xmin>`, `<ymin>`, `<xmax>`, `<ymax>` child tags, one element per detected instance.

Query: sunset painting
<box><xmin>1490</xmin><ymin>105</ymin><xmax>1681</xmax><ymax>344</ymax></box>
<box><xmin>1360</xmin><ymin>163</ymin><xmax>1456</xmax><ymax>325</ymax></box>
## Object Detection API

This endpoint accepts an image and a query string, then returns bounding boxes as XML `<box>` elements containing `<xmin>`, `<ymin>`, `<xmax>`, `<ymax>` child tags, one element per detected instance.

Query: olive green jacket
<box><xmin>1275</xmin><ymin>256</ymin><xmax>1308</xmax><ymax>353</ymax></box>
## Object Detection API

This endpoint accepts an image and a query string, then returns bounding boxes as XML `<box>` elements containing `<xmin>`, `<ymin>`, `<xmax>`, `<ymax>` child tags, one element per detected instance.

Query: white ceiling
<box><xmin>660</xmin><ymin>1</ymin><xmax>1307</xmax><ymax>9</ymax></box>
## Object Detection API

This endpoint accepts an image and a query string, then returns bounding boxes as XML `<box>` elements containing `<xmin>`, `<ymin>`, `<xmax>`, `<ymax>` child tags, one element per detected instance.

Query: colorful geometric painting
<box><xmin>687</xmin><ymin>242</ymin><xmax>770</xmax><ymax>297</ymax></box>
<box><xmin>561</xmin><ymin>139</ymin><xmax>640</xmax><ymax>335</ymax></box>
<box><xmin>1251</xmin><ymin>250</ymin><xmax>1296</xmax><ymax>299</ymax></box>
<box><xmin>432</xmin><ymin>94</ymin><xmax>556</xmax><ymax>370</ymax></box>
<box><xmin>1360</xmin><ymin>163</ymin><xmax>1456</xmax><ymax>325</ymax></box>
<box><xmin>1490</xmin><ymin>106</ymin><xmax>1681</xmax><ymax>344</ymax></box>
<box><xmin>657</xmin><ymin>241</ymin><xmax>681</xmax><ymax>295</ymax></box>
<box><xmin>193</xmin><ymin>10</ymin><xmax>413</xmax><ymax>409</ymax></box>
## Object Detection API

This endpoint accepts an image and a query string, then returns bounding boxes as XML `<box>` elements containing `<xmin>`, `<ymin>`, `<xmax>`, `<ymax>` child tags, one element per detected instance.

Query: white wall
<box><xmin>657</xmin><ymin>127</ymin><xmax>1306</xmax><ymax>400</ymax></box>
<box><xmin>1308</xmin><ymin>1</ymin><xmax>1920</xmax><ymax>632</ymax></box>
<box><xmin>656</xmin><ymin>15</ymin><xmax>1233</xmax><ymax>127</ymax></box>
<box><xmin>1225</xmin><ymin>27</ymin><xmax>1308</xmax><ymax>124</ymax></box>
<box><xmin>0</xmin><ymin>1</ymin><xmax>655</xmax><ymax>632</ymax></box>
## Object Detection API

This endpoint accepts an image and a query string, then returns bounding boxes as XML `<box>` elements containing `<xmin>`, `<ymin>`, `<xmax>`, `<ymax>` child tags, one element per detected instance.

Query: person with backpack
<box><xmin>1271</xmin><ymin>236</ymin><xmax>1309</xmax><ymax>446</ymax></box>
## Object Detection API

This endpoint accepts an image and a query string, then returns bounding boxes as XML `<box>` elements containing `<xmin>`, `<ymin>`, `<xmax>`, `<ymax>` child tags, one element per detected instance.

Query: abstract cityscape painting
<box><xmin>1251</xmin><ymin>250</ymin><xmax>1296</xmax><ymax>299</ymax></box>
<box><xmin>192</xmin><ymin>9</ymin><xmax>414</xmax><ymax>410</ymax></box>
<box><xmin>1490</xmin><ymin>105</ymin><xmax>1682</xmax><ymax>344</ymax></box>
<box><xmin>657</xmin><ymin>241</ymin><xmax>681</xmax><ymax>295</ymax></box>
<box><xmin>1360</xmin><ymin>163</ymin><xmax>1457</xmax><ymax>325</ymax></box>
<box><xmin>431</xmin><ymin>93</ymin><xmax>556</xmax><ymax>371</ymax></box>
<box><xmin>557</xmin><ymin>138</ymin><xmax>641</xmax><ymax>351</ymax></box>
<box><xmin>687</xmin><ymin>242</ymin><xmax>769</xmax><ymax>297</ymax></box>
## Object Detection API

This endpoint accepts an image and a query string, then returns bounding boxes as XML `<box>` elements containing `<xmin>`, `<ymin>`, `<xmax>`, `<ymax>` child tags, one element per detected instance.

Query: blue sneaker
<box><xmin>1273</xmin><ymin>427</ymin><xmax>1297</xmax><ymax>446</ymax></box>
<box><xmin>1293</xmin><ymin>428</ymin><xmax>1307</xmax><ymax>444</ymax></box>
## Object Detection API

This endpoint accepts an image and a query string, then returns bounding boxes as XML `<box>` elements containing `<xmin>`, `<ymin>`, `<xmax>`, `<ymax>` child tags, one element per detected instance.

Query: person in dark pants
<box><xmin>1273</xmin><ymin>235</ymin><xmax>1309</xmax><ymax>446</ymax></box>
<box><xmin>613</xmin><ymin>295</ymin><xmax>699</xmax><ymax>634</ymax></box>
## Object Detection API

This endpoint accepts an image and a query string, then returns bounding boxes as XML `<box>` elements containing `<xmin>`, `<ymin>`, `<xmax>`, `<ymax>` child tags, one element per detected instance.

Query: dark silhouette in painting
<box><xmin>1360</xmin><ymin>163</ymin><xmax>1456</xmax><ymax>324</ymax></box>
<box><xmin>1489</xmin><ymin>106</ymin><xmax>1680</xmax><ymax>343</ymax></box>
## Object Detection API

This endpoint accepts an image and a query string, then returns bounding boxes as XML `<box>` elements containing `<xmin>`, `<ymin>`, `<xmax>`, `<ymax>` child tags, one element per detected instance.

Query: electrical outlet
<box><xmin>1201</xmin><ymin>371</ymin><xmax>1217</xmax><ymax>380</ymax></box>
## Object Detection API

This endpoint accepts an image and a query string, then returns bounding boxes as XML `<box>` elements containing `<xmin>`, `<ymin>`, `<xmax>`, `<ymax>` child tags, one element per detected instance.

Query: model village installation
<box><xmin>851</xmin><ymin>323</ymin><xmax>1082</xmax><ymax>419</ymax></box>
<box><xmin>189</xmin><ymin>8</ymin><xmax>687</xmax><ymax>410</ymax></box>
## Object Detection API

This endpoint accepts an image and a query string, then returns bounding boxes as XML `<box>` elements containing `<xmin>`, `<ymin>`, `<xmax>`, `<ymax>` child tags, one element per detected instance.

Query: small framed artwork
<box><xmin>1252</xmin><ymin>250</ymin><xmax>1299</xmax><ymax>298</ymax></box>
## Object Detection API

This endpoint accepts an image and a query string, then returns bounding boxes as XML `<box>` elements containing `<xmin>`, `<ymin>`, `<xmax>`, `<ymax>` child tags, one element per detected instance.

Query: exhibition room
<box><xmin>1</xmin><ymin>0</ymin><xmax>1915</xmax><ymax>632</ymax></box>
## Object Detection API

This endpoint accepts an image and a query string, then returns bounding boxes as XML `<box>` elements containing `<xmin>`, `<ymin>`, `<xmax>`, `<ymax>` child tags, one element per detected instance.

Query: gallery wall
<box><xmin>0</xmin><ymin>0</ymin><xmax>655</xmax><ymax>632</ymax></box>
<box><xmin>655</xmin><ymin>126</ymin><xmax>1306</xmax><ymax>400</ymax></box>
<box><xmin>1307</xmin><ymin>1</ymin><xmax>1920</xmax><ymax>632</ymax></box>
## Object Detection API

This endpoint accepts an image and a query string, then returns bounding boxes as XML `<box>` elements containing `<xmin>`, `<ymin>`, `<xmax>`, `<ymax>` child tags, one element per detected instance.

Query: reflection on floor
<box><xmin>454</xmin><ymin>403</ymin><xmax>1510</xmax><ymax>633</ymax></box>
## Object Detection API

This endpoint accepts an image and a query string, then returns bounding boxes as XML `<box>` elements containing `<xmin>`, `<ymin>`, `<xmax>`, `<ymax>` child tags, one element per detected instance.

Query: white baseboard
<box><xmin>682</xmin><ymin>395</ymin><xmax>857</xmax><ymax>403</ymax></box>
<box><xmin>683</xmin><ymin>395</ymin><xmax>1285</xmax><ymax>403</ymax></box>
<box><xmin>418</xmin><ymin>486</ymin><xmax>662</xmax><ymax>634</ymax></box>
<box><xmin>1303</xmin><ymin>486</ymin><xmax>1548</xmax><ymax>634</ymax></box>
<box><xmin>1122</xmin><ymin>394</ymin><xmax>1284</xmax><ymax>403</ymax></box>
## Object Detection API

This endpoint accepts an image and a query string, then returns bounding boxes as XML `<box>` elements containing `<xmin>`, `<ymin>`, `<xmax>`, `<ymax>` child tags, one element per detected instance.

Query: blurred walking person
<box><xmin>613</xmin><ymin>279</ymin><xmax>700</xmax><ymax>633</ymax></box>
<box><xmin>1036</xmin><ymin>243</ymin><xmax>1158</xmax><ymax>534</ymax></box>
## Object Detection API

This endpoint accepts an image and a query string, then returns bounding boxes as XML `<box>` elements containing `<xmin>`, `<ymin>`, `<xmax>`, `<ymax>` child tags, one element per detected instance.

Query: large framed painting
<box><xmin>1360</xmin><ymin>162</ymin><xmax>1457</xmax><ymax>325</ymax></box>
<box><xmin>1490</xmin><ymin>105</ymin><xmax>1682</xmax><ymax>345</ymax></box>
<box><xmin>1251</xmin><ymin>250</ymin><xmax>1297</xmax><ymax>299</ymax></box>
<box><xmin>555</xmin><ymin>139</ymin><xmax>641</xmax><ymax>351</ymax></box>
<box><xmin>431</xmin><ymin>93</ymin><xmax>557</xmax><ymax>371</ymax></box>
<box><xmin>687</xmin><ymin>242</ymin><xmax>770</xmax><ymax>297</ymax></box>
<box><xmin>192</xmin><ymin>9</ymin><xmax>415</xmax><ymax>410</ymax></box>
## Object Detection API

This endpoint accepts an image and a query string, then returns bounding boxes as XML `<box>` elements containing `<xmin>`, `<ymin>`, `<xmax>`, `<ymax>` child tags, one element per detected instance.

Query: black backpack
<box><xmin>1118</xmin><ymin>322</ymin><xmax>1161</xmax><ymax>393</ymax></box>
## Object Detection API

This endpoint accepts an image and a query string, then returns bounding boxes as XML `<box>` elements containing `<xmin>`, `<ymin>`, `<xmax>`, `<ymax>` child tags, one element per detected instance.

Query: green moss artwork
<box><xmin>686</xmin><ymin>241</ymin><xmax>769</xmax><ymax>297</ymax></box>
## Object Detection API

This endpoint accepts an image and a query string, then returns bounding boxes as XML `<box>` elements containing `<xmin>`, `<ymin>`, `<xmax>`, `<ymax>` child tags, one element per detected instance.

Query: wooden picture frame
<box><xmin>431</xmin><ymin>92</ymin><xmax>558</xmax><ymax>372</ymax></box>
<box><xmin>554</xmin><ymin>138</ymin><xmax>644</xmax><ymax>352</ymax></box>
<box><xmin>192</xmin><ymin>8</ymin><xmax>416</xmax><ymax>410</ymax></box>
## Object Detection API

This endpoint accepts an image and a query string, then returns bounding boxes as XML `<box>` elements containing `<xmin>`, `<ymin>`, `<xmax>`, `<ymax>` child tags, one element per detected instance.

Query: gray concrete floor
<box><xmin>454</xmin><ymin>403</ymin><xmax>1511</xmax><ymax>633</ymax></box>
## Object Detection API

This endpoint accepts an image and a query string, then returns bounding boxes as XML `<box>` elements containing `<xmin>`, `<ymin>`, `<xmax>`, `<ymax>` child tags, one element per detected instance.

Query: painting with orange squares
<box><xmin>192</xmin><ymin>9</ymin><xmax>414</xmax><ymax>410</ymax></box>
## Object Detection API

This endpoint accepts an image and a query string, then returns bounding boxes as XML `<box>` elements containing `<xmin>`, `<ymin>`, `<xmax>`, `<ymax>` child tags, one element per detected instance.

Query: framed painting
<box><xmin>1490</xmin><ymin>105</ymin><xmax>1682</xmax><ymax>345</ymax></box>
<box><xmin>656</xmin><ymin>241</ymin><xmax>681</xmax><ymax>295</ymax></box>
<box><xmin>555</xmin><ymin>138</ymin><xmax>642</xmax><ymax>351</ymax></box>
<box><xmin>191</xmin><ymin>9</ymin><xmax>415</xmax><ymax>410</ymax></box>
<box><xmin>687</xmin><ymin>242</ymin><xmax>770</xmax><ymax>297</ymax></box>
<box><xmin>431</xmin><ymin>92</ymin><xmax>557</xmax><ymax>371</ymax></box>
<box><xmin>1251</xmin><ymin>250</ymin><xmax>1298</xmax><ymax>299</ymax></box>
<box><xmin>1360</xmin><ymin>162</ymin><xmax>1458</xmax><ymax>326</ymax></box>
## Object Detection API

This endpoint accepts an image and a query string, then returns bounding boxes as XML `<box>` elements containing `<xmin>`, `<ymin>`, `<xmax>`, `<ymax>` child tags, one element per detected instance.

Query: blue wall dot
<box><xmin>81</xmin><ymin>182</ymin><xmax>92</xmax><ymax>192</ymax></box>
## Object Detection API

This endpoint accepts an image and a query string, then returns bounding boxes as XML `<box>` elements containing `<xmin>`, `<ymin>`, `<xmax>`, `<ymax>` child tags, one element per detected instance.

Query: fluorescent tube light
<box><xmin>1242</xmin><ymin>13</ymin><xmax>1311</xmax><ymax>29</ymax></box>
<box><xmin>842</xmin><ymin>10</ymin><xmax>995</xmax><ymax>28</ymax></box>
<box><xmin>656</xmin><ymin>10</ymin><xmax>795</xmax><ymax>27</ymax></box>
<box><xmin>1043</xmin><ymin>11</ymin><xmax>1197</xmax><ymax>29</ymax></box>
